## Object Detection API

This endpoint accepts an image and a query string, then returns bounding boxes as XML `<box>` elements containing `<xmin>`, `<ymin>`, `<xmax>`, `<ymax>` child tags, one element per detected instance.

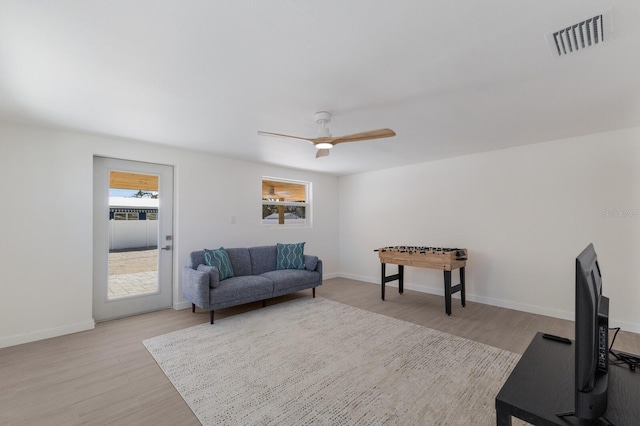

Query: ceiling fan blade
<box><xmin>315</xmin><ymin>149</ymin><xmax>330</xmax><ymax>158</ymax></box>
<box><xmin>332</xmin><ymin>128</ymin><xmax>396</xmax><ymax>144</ymax></box>
<box><xmin>257</xmin><ymin>131</ymin><xmax>314</xmax><ymax>143</ymax></box>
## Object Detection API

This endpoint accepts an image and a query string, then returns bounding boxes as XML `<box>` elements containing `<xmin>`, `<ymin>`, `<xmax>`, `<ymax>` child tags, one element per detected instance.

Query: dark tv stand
<box><xmin>495</xmin><ymin>332</ymin><xmax>640</xmax><ymax>425</ymax></box>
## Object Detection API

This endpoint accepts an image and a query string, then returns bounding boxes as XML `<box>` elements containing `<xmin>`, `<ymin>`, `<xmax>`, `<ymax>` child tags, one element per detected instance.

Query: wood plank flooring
<box><xmin>1</xmin><ymin>277</ymin><xmax>638</xmax><ymax>425</ymax></box>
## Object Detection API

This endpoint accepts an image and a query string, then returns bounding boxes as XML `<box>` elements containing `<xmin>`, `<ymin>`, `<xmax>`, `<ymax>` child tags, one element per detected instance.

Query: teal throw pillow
<box><xmin>204</xmin><ymin>247</ymin><xmax>235</xmax><ymax>281</ymax></box>
<box><xmin>276</xmin><ymin>242</ymin><xmax>305</xmax><ymax>270</ymax></box>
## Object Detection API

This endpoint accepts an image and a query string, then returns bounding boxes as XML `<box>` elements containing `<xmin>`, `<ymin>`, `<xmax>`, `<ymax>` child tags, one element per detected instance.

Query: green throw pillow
<box><xmin>276</xmin><ymin>242</ymin><xmax>305</xmax><ymax>270</ymax></box>
<box><xmin>204</xmin><ymin>247</ymin><xmax>235</xmax><ymax>281</ymax></box>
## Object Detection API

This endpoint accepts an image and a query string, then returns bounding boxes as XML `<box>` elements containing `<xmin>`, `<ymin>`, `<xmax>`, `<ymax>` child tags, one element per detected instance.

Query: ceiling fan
<box><xmin>257</xmin><ymin>111</ymin><xmax>396</xmax><ymax>158</ymax></box>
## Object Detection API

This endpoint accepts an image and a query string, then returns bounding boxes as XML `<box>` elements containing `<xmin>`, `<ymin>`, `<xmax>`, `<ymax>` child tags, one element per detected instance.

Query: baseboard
<box><xmin>338</xmin><ymin>272</ymin><xmax>573</xmax><ymax>317</ymax></box>
<box><xmin>335</xmin><ymin>273</ymin><xmax>640</xmax><ymax>334</ymax></box>
<box><xmin>464</xmin><ymin>292</ymin><xmax>573</xmax><ymax>322</ymax></box>
<box><xmin>609</xmin><ymin>318</ymin><xmax>640</xmax><ymax>334</ymax></box>
<box><xmin>337</xmin><ymin>272</ymin><xmax>377</xmax><ymax>284</ymax></box>
<box><xmin>322</xmin><ymin>272</ymin><xmax>339</xmax><ymax>280</ymax></box>
<box><xmin>0</xmin><ymin>319</ymin><xmax>96</xmax><ymax>349</ymax></box>
<box><xmin>173</xmin><ymin>300</ymin><xmax>192</xmax><ymax>311</ymax></box>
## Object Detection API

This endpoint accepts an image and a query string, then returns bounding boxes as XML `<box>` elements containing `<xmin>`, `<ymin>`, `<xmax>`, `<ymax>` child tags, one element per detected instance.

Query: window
<box><xmin>110</xmin><ymin>210</ymin><xmax>157</xmax><ymax>220</ymax></box>
<box><xmin>113</xmin><ymin>212</ymin><xmax>139</xmax><ymax>220</ymax></box>
<box><xmin>262</xmin><ymin>177</ymin><xmax>310</xmax><ymax>226</ymax></box>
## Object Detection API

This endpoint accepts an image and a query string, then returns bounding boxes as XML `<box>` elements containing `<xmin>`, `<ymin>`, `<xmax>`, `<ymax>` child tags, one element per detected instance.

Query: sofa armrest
<box><xmin>182</xmin><ymin>266</ymin><xmax>212</xmax><ymax>310</ymax></box>
<box><xmin>315</xmin><ymin>259</ymin><xmax>323</xmax><ymax>283</ymax></box>
<box><xmin>197</xmin><ymin>264</ymin><xmax>221</xmax><ymax>288</ymax></box>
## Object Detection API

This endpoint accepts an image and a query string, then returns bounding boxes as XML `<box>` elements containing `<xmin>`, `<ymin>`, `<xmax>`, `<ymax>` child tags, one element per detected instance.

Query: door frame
<box><xmin>93</xmin><ymin>156</ymin><xmax>174</xmax><ymax>322</ymax></box>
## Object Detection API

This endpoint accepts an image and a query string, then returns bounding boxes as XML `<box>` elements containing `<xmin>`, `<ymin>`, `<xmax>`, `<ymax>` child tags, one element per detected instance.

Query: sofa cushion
<box><xmin>197</xmin><ymin>264</ymin><xmax>220</xmax><ymax>288</ymax></box>
<box><xmin>211</xmin><ymin>275</ymin><xmax>273</xmax><ymax>302</ymax></box>
<box><xmin>249</xmin><ymin>245</ymin><xmax>278</xmax><ymax>275</ymax></box>
<box><xmin>189</xmin><ymin>251</ymin><xmax>206</xmax><ymax>269</ymax></box>
<box><xmin>204</xmin><ymin>247</ymin><xmax>235</xmax><ymax>280</ymax></box>
<box><xmin>225</xmin><ymin>248</ymin><xmax>252</xmax><ymax>277</ymax></box>
<box><xmin>260</xmin><ymin>269</ymin><xmax>320</xmax><ymax>291</ymax></box>
<box><xmin>276</xmin><ymin>242</ymin><xmax>305</xmax><ymax>270</ymax></box>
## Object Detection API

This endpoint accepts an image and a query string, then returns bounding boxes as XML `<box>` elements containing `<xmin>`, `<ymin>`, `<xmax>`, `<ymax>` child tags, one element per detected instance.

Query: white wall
<box><xmin>2</xmin><ymin>120</ymin><xmax>637</xmax><ymax>347</ymax></box>
<box><xmin>338</xmin><ymin>127</ymin><xmax>640</xmax><ymax>333</ymax></box>
<box><xmin>0</xmin><ymin>122</ymin><xmax>339</xmax><ymax>348</ymax></box>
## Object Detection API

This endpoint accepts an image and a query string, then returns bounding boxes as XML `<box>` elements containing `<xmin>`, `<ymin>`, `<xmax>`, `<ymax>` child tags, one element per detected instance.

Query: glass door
<box><xmin>93</xmin><ymin>157</ymin><xmax>173</xmax><ymax>321</ymax></box>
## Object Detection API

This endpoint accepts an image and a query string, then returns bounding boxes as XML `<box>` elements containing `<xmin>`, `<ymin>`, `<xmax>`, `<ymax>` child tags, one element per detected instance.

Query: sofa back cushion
<box><xmin>249</xmin><ymin>245</ymin><xmax>278</xmax><ymax>275</ymax></box>
<box><xmin>225</xmin><ymin>248</ymin><xmax>252</xmax><ymax>276</ymax></box>
<box><xmin>190</xmin><ymin>249</ymin><xmax>252</xmax><ymax>277</ymax></box>
<box><xmin>190</xmin><ymin>246</ymin><xmax>278</xmax><ymax>276</ymax></box>
<box><xmin>189</xmin><ymin>251</ymin><xmax>206</xmax><ymax>269</ymax></box>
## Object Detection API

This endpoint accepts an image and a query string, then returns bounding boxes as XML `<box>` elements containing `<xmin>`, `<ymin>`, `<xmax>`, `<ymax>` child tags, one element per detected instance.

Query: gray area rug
<box><xmin>143</xmin><ymin>297</ymin><xmax>521</xmax><ymax>425</ymax></box>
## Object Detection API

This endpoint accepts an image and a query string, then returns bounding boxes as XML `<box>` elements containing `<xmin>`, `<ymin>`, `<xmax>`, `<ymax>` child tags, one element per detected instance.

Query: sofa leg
<box><xmin>262</xmin><ymin>300</ymin><xmax>266</xmax><ymax>308</ymax></box>
<box><xmin>210</xmin><ymin>310</ymin><xmax>214</xmax><ymax>324</ymax></box>
<box><xmin>313</xmin><ymin>287</ymin><xmax>316</xmax><ymax>298</ymax></box>
<box><xmin>192</xmin><ymin>303</ymin><xmax>195</xmax><ymax>313</ymax></box>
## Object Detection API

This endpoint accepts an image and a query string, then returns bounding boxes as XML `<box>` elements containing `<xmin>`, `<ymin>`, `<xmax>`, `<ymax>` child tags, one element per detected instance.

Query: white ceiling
<box><xmin>1</xmin><ymin>1</ymin><xmax>639</xmax><ymax>176</ymax></box>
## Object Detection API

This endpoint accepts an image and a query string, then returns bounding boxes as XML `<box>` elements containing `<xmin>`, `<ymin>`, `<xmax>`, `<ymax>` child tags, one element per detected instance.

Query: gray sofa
<box><xmin>182</xmin><ymin>245</ymin><xmax>322</xmax><ymax>324</ymax></box>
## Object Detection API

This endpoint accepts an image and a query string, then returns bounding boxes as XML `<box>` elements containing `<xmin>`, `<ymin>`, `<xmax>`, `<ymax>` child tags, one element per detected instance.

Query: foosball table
<box><xmin>374</xmin><ymin>246</ymin><xmax>468</xmax><ymax>315</ymax></box>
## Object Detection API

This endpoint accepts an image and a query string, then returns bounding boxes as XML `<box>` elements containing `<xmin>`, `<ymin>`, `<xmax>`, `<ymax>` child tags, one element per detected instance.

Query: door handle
<box><xmin>161</xmin><ymin>245</ymin><xmax>171</xmax><ymax>251</ymax></box>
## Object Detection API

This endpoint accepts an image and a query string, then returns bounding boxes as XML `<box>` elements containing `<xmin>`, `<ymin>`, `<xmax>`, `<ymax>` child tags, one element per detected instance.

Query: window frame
<box><xmin>261</xmin><ymin>177</ymin><xmax>311</xmax><ymax>228</ymax></box>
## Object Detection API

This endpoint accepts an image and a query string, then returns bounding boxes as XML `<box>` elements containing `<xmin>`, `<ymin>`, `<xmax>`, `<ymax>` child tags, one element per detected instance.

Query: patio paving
<box><xmin>108</xmin><ymin>248</ymin><xmax>158</xmax><ymax>299</ymax></box>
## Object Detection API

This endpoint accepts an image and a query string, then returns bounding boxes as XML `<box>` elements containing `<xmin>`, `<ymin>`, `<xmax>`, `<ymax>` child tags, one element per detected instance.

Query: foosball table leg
<box><xmin>381</xmin><ymin>263</ymin><xmax>404</xmax><ymax>301</ymax></box>
<box><xmin>381</xmin><ymin>263</ymin><xmax>386</xmax><ymax>300</ymax></box>
<box><xmin>460</xmin><ymin>267</ymin><xmax>466</xmax><ymax>307</ymax></box>
<box><xmin>444</xmin><ymin>270</ymin><xmax>452</xmax><ymax>315</ymax></box>
<box><xmin>444</xmin><ymin>268</ymin><xmax>466</xmax><ymax>315</ymax></box>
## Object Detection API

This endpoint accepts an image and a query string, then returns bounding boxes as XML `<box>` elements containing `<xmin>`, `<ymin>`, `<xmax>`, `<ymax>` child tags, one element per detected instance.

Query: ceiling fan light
<box><xmin>315</xmin><ymin>142</ymin><xmax>333</xmax><ymax>149</ymax></box>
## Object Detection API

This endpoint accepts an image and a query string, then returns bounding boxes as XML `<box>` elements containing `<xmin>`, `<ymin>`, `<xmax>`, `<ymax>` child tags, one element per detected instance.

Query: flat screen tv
<box><xmin>574</xmin><ymin>243</ymin><xmax>609</xmax><ymax>420</ymax></box>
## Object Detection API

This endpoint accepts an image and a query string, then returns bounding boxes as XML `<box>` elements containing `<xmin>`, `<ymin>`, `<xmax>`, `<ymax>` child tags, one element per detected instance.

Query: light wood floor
<box><xmin>1</xmin><ymin>278</ymin><xmax>639</xmax><ymax>425</ymax></box>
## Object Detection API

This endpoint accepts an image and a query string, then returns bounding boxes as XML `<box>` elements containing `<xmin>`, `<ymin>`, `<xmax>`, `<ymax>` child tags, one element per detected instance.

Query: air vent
<box><xmin>546</xmin><ymin>10</ymin><xmax>612</xmax><ymax>57</ymax></box>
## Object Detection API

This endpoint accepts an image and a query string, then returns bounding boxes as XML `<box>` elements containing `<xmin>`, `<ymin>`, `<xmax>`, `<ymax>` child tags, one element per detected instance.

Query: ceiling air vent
<box><xmin>546</xmin><ymin>10</ymin><xmax>612</xmax><ymax>57</ymax></box>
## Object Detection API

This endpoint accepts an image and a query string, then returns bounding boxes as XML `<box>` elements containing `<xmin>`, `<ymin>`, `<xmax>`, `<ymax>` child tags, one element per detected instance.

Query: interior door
<box><xmin>93</xmin><ymin>157</ymin><xmax>174</xmax><ymax>321</ymax></box>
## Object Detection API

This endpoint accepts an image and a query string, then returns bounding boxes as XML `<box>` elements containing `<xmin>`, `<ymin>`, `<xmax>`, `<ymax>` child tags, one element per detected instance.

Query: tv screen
<box><xmin>574</xmin><ymin>243</ymin><xmax>609</xmax><ymax>420</ymax></box>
